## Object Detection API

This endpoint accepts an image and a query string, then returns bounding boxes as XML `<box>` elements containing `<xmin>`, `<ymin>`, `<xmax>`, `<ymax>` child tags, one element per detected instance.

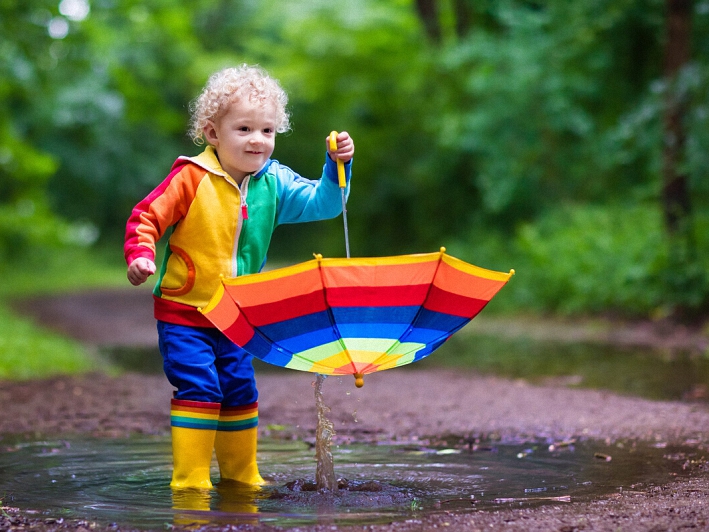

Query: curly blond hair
<box><xmin>188</xmin><ymin>64</ymin><xmax>290</xmax><ymax>144</ymax></box>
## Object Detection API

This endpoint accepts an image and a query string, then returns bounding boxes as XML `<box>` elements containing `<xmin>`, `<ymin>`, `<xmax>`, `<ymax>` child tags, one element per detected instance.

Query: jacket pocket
<box><xmin>160</xmin><ymin>245</ymin><xmax>196</xmax><ymax>297</ymax></box>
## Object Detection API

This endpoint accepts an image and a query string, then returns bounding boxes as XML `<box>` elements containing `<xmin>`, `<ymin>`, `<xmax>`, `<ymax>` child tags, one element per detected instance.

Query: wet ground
<box><xmin>2</xmin><ymin>434</ymin><xmax>704</xmax><ymax>530</ymax></box>
<box><xmin>2</xmin><ymin>287</ymin><xmax>709</xmax><ymax>531</ymax></box>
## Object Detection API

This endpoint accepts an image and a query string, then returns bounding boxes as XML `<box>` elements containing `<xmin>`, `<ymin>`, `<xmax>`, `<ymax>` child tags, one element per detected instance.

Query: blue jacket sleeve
<box><xmin>275</xmin><ymin>154</ymin><xmax>352</xmax><ymax>225</ymax></box>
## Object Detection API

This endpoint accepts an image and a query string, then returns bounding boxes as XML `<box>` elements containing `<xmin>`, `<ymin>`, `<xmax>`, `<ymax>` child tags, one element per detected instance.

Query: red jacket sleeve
<box><xmin>124</xmin><ymin>161</ymin><xmax>202</xmax><ymax>265</ymax></box>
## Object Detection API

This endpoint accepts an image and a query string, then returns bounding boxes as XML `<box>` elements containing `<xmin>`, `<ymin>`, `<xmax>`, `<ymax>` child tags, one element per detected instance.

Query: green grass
<box><xmin>0</xmin><ymin>244</ymin><xmax>127</xmax><ymax>380</ymax></box>
<box><xmin>0</xmin><ymin>305</ymin><xmax>99</xmax><ymax>379</ymax></box>
<box><xmin>0</xmin><ymin>244</ymin><xmax>127</xmax><ymax>299</ymax></box>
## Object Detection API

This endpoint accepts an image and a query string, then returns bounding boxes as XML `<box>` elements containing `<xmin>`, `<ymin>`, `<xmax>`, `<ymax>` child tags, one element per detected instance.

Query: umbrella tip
<box><xmin>510</xmin><ymin>269</ymin><xmax>516</xmax><ymax>276</ymax></box>
<box><xmin>440</xmin><ymin>246</ymin><xmax>446</xmax><ymax>254</ymax></box>
<box><xmin>354</xmin><ymin>373</ymin><xmax>364</xmax><ymax>388</ymax></box>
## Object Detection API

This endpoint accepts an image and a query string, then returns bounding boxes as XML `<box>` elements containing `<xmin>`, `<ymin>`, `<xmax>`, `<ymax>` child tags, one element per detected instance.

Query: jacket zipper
<box><xmin>232</xmin><ymin>175</ymin><xmax>251</xmax><ymax>277</ymax></box>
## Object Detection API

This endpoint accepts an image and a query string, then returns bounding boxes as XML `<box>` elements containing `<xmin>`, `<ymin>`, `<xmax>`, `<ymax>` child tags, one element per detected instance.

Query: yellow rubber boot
<box><xmin>216</xmin><ymin>481</ymin><xmax>262</xmax><ymax>517</ymax></box>
<box><xmin>214</xmin><ymin>403</ymin><xmax>264</xmax><ymax>485</ymax></box>
<box><xmin>169</xmin><ymin>399</ymin><xmax>220</xmax><ymax>489</ymax></box>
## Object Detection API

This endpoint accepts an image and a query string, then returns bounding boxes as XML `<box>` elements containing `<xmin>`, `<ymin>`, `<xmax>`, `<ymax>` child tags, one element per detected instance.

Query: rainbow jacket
<box><xmin>124</xmin><ymin>145</ymin><xmax>351</xmax><ymax>327</ymax></box>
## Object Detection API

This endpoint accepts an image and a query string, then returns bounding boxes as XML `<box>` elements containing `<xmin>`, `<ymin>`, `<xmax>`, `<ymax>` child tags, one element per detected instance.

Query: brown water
<box><xmin>0</xmin><ymin>434</ymin><xmax>703</xmax><ymax>529</ymax></box>
<box><xmin>314</xmin><ymin>374</ymin><xmax>337</xmax><ymax>491</ymax></box>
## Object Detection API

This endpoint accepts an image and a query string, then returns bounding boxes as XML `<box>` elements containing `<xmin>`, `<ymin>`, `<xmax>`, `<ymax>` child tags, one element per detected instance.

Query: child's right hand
<box><xmin>326</xmin><ymin>131</ymin><xmax>355</xmax><ymax>164</ymax></box>
<box><xmin>127</xmin><ymin>258</ymin><xmax>156</xmax><ymax>286</ymax></box>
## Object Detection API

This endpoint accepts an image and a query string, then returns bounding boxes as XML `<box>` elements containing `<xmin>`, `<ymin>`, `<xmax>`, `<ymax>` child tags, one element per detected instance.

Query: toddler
<box><xmin>124</xmin><ymin>64</ymin><xmax>354</xmax><ymax>489</ymax></box>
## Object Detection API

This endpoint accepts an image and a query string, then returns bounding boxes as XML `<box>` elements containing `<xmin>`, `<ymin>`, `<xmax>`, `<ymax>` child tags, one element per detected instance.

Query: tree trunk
<box><xmin>415</xmin><ymin>0</ymin><xmax>441</xmax><ymax>43</ymax></box>
<box><xmin>414</xmin><ymin>0</ymin><xmax>477</xmax><ymax>42</ymax></box>
<box><xmin>660</xmin><ymin>0</ymin><xmax>707</xmax><ymax>319</ymax></box>
<box><xmin>661</xmin><ymin>0</ymin><xmax>692</xmax><ymax>235</ymax></box>
<box><xmin>453</xmin><ymin>0</ymin><xmax>472</xmax><ymax>37</ymax></box>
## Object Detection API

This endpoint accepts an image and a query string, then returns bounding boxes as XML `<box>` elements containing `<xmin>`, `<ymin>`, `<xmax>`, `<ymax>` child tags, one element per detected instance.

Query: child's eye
<box><xmin>263</xmin><ymin>128</ymin><xmax>274</xmax><ymax>134</ymax></box>
<box><xmin>238</xmin><ymin>126</ymin><xmax>250</xmax><ymax>132</ymax></box>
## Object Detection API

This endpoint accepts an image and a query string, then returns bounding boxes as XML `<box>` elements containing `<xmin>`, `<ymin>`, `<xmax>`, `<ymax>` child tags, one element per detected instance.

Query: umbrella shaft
<box><xmin>341</xmin><ymin>189</ymin><xmax>350</xmax><ymax>259</ymax></box>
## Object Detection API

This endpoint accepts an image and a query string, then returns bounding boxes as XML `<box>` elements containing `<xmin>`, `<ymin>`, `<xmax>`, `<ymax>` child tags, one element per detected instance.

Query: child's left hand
<box><xmin>326</xmin><ymin>131</ymin><xmax>355</xmax><ymax>164</ymax></box>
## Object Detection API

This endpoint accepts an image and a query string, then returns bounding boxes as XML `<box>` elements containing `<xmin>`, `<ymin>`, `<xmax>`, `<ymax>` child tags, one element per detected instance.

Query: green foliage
<box><xmin>684</xmin><ymin>63</ymin><xmax>709</xmax><ymax>200</ymax></box>
<box><xmin>656</xmin><ymin>211</ymin><xmax>709</xmax><ymax>317</ymax></box>
<box><xmin>0</xmin><ymin>1</ymin><xmax>66</xmax><ymax>261</ymax></box>
<box><xmin>454</xmin><ymin>203</ymin><xmax>709</xmax><ymax>317</ymax></box>
<box><xmin>513</xmin><ymin>203</ymin><xmax>668</xmax><ymax>315</ymax></box>
<box><xmin>1</xmin><ymin>0</ymin><xmax>708</xmax><ymax>320</ymax></box>
<box><xmin>0</xmin><ymin>304</ymin><xmax>97</xmax><ymax>380</ymax></box>
<box><xmin>429</xmin><ymin>0</ymin><xmax>665</xmax><ymax>220</ymax></box>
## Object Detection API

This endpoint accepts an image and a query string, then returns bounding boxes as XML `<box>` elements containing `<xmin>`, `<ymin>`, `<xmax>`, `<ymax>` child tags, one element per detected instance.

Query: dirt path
<box><xmin>3</xmin><ymin>288</ymin><xmax>709</xmax><ymax>531</ymax></box>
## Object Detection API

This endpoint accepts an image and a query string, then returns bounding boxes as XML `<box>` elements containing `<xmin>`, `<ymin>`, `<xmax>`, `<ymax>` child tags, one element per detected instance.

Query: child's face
<box><xmin>203</xmin><ymin>97</ymin><xmax>277</xmax><ymax>184</ymax></box>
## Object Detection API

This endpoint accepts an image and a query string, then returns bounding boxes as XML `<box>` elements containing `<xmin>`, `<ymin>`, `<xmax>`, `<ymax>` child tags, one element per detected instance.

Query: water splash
<box><xmin>314</xmin><ymin>374</ymin><xmax>337</xmax><ymax>490</ymax></box>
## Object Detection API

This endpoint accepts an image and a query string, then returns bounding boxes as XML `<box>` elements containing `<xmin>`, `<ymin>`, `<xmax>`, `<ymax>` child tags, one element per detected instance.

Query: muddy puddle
<box><xmin>0</xmin><ymin>435</ymin><xmax>703</xmax><ymax>529</ymax></box>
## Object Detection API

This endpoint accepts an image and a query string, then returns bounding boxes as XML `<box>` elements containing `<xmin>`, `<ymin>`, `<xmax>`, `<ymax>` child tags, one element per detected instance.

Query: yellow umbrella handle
<box><xmin>329</xmin><ymin>130</ymin><xmax>351</xmax><ymax>258</ymax></box>
<box><xmin>329</xmin><ymin>131</ymin><xmax>347</xmax><ymax>188</ymax></box>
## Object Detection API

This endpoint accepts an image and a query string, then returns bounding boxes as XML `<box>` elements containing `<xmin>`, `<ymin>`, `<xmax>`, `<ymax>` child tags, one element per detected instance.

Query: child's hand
<box><xmin>127</xmin><ymin>257</ymin><xmax>156</xmax><ymax>286</ymax></box>
<box><xmin>326</xmin><ymin>131</ymin><xmax>354</xmax><ymax>164</ymax></box>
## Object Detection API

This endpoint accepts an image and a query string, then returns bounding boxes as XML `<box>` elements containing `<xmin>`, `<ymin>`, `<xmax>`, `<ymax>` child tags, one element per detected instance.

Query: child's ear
<box><xmin>203</xmin><ymin>120</ymin><xmax>218</xmax><ymax>145</ymax></box>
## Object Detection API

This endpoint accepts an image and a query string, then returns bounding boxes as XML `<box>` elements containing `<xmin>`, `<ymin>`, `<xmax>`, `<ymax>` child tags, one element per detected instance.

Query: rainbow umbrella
<box><xmin>200</xmin><ymin>248</ymin><xmax>513</xmax><ymax>387</ymax></box>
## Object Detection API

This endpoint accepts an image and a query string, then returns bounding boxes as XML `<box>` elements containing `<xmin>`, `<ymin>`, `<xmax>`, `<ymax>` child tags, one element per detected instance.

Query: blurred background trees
<box><xmin>1</xmin><ymin>0</ymin><xmax>708</xmax><ymax>319</ymax></box>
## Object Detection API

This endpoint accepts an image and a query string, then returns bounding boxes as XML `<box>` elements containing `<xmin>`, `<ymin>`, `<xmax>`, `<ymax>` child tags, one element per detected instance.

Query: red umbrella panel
<box><xmin>200</xmin><ymin>248</ymin><xmax>514</xmax><ymax>387</ymax></box>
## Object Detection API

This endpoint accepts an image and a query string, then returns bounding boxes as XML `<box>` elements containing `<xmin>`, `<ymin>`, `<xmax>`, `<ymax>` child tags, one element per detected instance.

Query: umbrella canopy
<box><xmin>200</xmin><ymin>248</ymin><xmax>513</xmax><ymax>387</ymax></box>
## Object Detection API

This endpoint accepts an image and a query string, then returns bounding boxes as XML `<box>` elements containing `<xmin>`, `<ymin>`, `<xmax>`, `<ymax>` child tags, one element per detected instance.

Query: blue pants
<box><xmin>157</xmin><ymin>321</ymin><xmax>258</xmax><ymax>407</ymax></box>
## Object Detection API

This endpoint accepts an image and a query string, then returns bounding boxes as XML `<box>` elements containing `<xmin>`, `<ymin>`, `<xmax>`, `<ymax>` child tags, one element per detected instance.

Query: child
<box><xmin>124</xmin><ymin>64</ymin><xmax>354</xmax><ymax>490</ymax></box>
